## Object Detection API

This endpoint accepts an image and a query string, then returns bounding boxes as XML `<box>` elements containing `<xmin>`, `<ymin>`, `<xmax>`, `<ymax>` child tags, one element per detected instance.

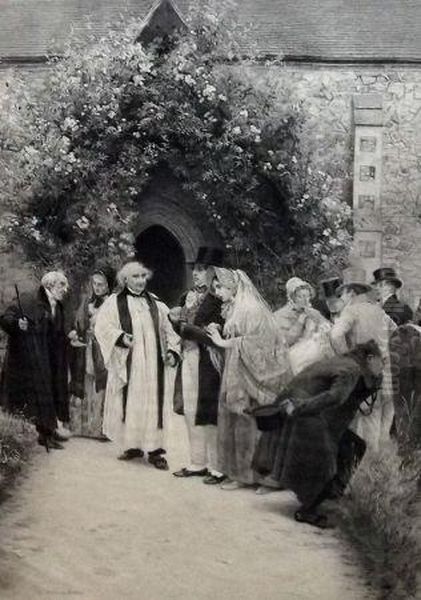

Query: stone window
<box><xmin>358</xmin><ymin>194</ymin><xmax>376</xmax><ymax>211</ymax></box>
<box><xmin>359</xmin><ymin>165</ymin><xmax>376</xmax><ymax>181</ymax></box>
<box><xmin>358</xmin><ymin>239</ymin><xmax>377</xmax><ymax>259</ymax></box>
<box><xmin>360</xmin><ymin>137</ymin><xmax>377</xmax><ymax>152</ymax></box>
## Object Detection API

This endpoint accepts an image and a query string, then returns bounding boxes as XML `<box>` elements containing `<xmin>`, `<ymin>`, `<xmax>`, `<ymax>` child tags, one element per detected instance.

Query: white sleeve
<box><xmin>94</xmin><ymin>295</ymin><xmax>126</xmax><ymax>367</ymax></box>
<box><xmin>329</xmin><ymin>308</ymin><xmax>354</xmax><ymax>355</ymax></box>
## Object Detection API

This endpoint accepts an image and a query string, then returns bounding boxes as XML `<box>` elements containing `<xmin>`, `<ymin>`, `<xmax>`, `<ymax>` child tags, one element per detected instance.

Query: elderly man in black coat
<box><xmin>169</xmin><ymin>247</ymin><xmax>226</xmax><ymax>484</ymax></box>
<box><xmin>252</xmin><ymin>340</ymin><xmax>384</xmax><ymax>528</ymax></box>
<box><xmin>0</xmin><ymin>271</ymin><xmax>72</xmax><ymax>450</ymax></box>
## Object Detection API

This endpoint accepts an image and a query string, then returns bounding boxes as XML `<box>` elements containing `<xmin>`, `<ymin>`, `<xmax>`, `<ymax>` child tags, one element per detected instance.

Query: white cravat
<box><xmin>381</xmin><ymin>292</ymin><xmax>395</xmax><ymax>307</ymax></box>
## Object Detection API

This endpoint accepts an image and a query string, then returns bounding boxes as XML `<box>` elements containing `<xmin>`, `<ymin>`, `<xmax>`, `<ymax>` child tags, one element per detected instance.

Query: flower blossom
<box><xmin>76</xmin><ymin>216</ymin><xmax>90</xmax><ymax>230</ymax></box>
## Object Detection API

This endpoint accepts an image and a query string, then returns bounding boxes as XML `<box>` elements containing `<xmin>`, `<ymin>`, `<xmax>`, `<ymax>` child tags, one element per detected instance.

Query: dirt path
<box><xmin>0</xmin><ymin>415</ymin><xmax>373</xmax><ymax>600</ymax></box>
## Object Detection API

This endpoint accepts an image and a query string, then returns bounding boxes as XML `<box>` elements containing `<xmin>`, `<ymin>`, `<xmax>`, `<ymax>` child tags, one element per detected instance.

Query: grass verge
<box><xmin>0</xmin><ymin>408</ymin><xmax>37</xmax><ymax>502</ymax></box>
<box><xmin>337</xmin><ymin>441</ymin><xmax>421</xmax><ymax>600</ymax></box>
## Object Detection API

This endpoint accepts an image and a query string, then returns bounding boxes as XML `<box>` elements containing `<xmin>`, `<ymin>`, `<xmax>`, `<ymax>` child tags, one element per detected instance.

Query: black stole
<box><xmin>116</xmin><ymin>289</ymin><xmax>165</xmax><ymax>428</ymax></box>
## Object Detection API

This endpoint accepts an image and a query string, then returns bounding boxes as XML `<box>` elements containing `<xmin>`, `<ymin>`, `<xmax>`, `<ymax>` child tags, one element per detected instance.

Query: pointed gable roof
<box><xmin>137</xmin><ymin>0</ymin><xmax>188</xmax><ymax>46</ymax></box>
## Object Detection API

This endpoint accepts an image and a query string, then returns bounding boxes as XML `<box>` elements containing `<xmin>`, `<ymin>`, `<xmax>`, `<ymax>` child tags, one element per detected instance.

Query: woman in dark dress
<box><xmin>69</xmin><ymin>268</ymin><xmax>114</xmax><ymax>439</ymax></box>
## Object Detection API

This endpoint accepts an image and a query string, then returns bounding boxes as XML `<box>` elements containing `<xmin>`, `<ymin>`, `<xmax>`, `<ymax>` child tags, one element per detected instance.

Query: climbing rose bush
<box><xmin>0</xmin><ymin>0</ymin><xmax>352</xmax><ymax>301</ymax></box>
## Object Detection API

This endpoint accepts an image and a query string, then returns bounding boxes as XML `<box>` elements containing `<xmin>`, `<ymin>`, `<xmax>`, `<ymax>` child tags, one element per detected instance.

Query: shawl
<box><xmin>214</xmin><ymin>268</ymin><xmax>292</xmax><ymax>413</ymax></box>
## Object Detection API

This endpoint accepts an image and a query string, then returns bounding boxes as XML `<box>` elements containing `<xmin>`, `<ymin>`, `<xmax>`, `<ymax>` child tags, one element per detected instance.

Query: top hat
<box><xmin>190</xmin><ymin>246</ymin><xmax>224</xmax><ymax>267</ymax></box>
<box><xmin>252</xmin><ymin>404</ymin><xmax>285</xmax><ymax>432</ymax></box>
<box><xmin>319</xmin><ymin>277</ymin><xmax>342</xmax><ymax>299</ymax></box>
<box><xmin>371</xmin><ymin>267</ymin><xmax>402</xmax><ymax>289</ymax></box>
<box><xmin>336</xmin><ymin>267</ymin><xmax>372</xmax><ymax>295</ymax></box>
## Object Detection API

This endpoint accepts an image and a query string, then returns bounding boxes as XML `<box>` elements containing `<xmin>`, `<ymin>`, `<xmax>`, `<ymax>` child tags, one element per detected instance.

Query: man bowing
<box><xmin>95</xmin><ymin>261</ymin><xmax>180</xmax><ymax>469</ymax></box>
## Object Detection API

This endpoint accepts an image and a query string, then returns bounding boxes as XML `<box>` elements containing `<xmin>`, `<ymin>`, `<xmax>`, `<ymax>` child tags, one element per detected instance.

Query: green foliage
<box><xmin>338</xmin><ymin>442</ymin><xmax>421</xmax><ymax>600</ymax></box>
<box><xmin>0</xmin><ymin>409</ymin><xmax>37</xmax><ymax>499</ymax></box>
<box><xmin>0</xmin><ymin>0</ymin><xmax>352</xmax><ymax>300</ymax></box>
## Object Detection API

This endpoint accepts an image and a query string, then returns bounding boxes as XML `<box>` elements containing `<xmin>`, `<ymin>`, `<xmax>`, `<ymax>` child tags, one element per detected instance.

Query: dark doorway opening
<box><xmin>135</xmin><ymin>225</ymin><xmax>186</xmax><ymax>307</ymax></box>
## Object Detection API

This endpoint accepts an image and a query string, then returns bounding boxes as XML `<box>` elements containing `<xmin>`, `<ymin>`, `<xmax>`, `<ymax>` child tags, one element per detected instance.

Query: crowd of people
<box><xmin>0</xmin><ymin>248</ymin><xmax>419</xmax><ymax>528</ymax></box>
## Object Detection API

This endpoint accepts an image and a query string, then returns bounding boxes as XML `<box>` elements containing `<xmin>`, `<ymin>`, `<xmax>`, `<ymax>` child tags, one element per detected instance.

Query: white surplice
<box><xmin>95</xmin><ymin>293</ymin><xmax>180</xmax><ymax>453</ymax></box>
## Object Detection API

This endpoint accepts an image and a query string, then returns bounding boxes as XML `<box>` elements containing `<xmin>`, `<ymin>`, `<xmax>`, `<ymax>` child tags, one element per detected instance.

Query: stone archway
<box><xmin>133</xmin><ymin>168</ymin><xmax>223</xmax><ymax>306</ymax></box>
<box><xmin>135</xmin><ymin>225</ymin><xmax>186</xmax><ymax>306</ymax></box>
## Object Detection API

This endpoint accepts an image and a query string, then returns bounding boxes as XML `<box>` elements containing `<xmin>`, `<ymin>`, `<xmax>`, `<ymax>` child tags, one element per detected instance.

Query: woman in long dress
<box><xmin>207</xmin><ymin>268</ymin><xmax>292</xmax><ymax>490</ymax></box>
<box><xmin>69</xmin><ymin>269</ymin><xmax>113</xmax><ymax>439</ymax></box>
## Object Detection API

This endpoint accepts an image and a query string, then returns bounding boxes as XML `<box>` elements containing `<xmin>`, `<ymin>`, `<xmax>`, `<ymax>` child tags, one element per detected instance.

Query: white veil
<box><xmin>213</xmin><ymin>268</ymin><xmax>292</xmax><ymax>411</ymax></box>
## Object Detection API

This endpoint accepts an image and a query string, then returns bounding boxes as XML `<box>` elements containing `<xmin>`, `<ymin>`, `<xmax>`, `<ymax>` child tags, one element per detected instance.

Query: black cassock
<box><xmin>0</xmin><ymin>286</ymin><xmax>70</xmax><ymax>434</ymax></box>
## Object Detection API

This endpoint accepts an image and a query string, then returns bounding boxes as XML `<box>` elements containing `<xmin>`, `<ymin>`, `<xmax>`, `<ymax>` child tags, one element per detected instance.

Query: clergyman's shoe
<box><xmin>148</xmin><ymin>454</ymin><xmax>169</xmax><ymax>471</ymax></box>
<box><xmin>118</xmin><ymin>448</ymin><xmax>144</xmax><ymax>461</ymax></box>
<box><xmin>173</xmin><ymin>467</ymin><xmax>208</xmax><ymax>478</ymax></box>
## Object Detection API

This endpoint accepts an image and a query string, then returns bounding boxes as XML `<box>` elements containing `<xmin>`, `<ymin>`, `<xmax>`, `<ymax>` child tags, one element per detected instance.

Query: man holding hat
<box><xmin>371</xmin><ymin>267</ymin><xmax>413</xmax><ymax>326</ymax></box>
<box><xmin>329</xmin><ymin>266</ymin><xmax>397</xmax><ymax>450</ymax></box>
<box><xmin>169</xmin><ymin>246</ymin><xmax>226</xmax><ymax>484</ymax></box>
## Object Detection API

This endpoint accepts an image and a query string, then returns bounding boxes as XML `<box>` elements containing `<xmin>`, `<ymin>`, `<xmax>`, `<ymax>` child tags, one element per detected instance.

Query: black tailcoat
<box><xmin>173</xmin><ymin>292</ymin><xmax>223</xmax><ymax>426</ymax></box>
<box><xmin>383</xmin><ymin>294</ymin><xmax>413</xmax><ymax>326</ymax></box>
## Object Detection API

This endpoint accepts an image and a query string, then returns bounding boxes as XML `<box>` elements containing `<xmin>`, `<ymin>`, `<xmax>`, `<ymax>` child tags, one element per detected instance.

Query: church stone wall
<box><xmin>246</xmin><ymin>64</ymin><xmax>421</xmax><ymax>308</ymax></box>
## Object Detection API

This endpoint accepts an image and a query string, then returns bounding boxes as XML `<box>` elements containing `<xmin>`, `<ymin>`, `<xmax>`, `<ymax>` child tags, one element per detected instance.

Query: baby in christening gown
<box><xmin>288</xmin><ymin>316</ymin><xmax>334</xmax><ymax>376</ymax></box>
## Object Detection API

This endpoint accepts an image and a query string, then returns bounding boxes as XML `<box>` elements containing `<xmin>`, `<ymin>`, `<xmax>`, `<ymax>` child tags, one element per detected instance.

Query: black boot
<box><xmin>294</xmin><ymin>509</ymin><xmax>329</xmax><ymax>529</ymax></box>
<box><xmin>118</xmin><ymin>448</ymin><xmax>144</xmax><ymax>461</ymax></box>
<box><xmin>38</xmin><ymin>435</ymin><xmax>64</xmax><ymax>450</ymax></box>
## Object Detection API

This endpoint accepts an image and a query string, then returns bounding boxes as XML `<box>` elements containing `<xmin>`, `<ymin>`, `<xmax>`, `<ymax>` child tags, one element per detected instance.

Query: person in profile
<box><xmin>169</xmin><ymin>246</ymin><xmax>226</xmax><ymax>484</ymax></box>
<box><xmin>371</xmin><ymin>267</ymin><xmax>413</xmax><ymax>326</ymax></box>
<box><xmin>206</xmin><ymin>267</ymin><xmax>291</xmax><ymax>491</ymax></box>
<box><xmin>0</xmin><ymin>271</ymin><xmax>72</xmax><ymax>450</ymax></box>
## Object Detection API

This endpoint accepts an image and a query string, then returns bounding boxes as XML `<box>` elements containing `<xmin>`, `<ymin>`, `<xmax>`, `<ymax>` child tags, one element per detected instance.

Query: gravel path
<box><xmin>0</xmin><ymin>415</ymin><xmax>373</xmax><ymax>600</ymax></box>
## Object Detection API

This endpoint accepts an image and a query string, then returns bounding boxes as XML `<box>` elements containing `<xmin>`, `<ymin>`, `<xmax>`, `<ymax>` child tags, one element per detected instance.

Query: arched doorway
<box><xmin>135</xmin><ymin>225</ymin><xmax>186</xmax><ymax>307</ymax></box>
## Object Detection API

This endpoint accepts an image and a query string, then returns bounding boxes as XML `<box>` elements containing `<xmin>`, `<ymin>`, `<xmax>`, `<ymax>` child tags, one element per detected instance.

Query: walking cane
<box><xmin>14</xmin><ymin>284</ymin><xmax>49</xmax><ymax>453</ymax></box>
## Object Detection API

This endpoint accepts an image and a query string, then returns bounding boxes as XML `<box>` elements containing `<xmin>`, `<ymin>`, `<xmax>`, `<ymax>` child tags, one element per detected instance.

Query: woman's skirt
<box><xmin>69</xmin><ymin>373</ymin><xmax>105</xmax><ymax>439</ymax></box>
<box><xmin>217</xmin><ymin>403</ymin><xmax>260</xmax><ymax>484</ymax></box>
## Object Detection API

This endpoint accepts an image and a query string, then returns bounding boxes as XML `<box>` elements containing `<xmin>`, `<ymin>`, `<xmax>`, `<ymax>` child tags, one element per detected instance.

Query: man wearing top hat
<box><xmin>371</xmin><ymin>267</ymin><xmax>413</xmax><ymax>326</ymax></box>
<box><xmin>169</xmin><ymin>246</ymin><xmax>226</xmax><ymax>484</ymax></box>
<box><xmin>329</xmin><ymin>266</ymin><xmax>397</xmax><ymax>450</ymax></box>
<box><xmin>318</xmin><ymin>277</ymin><xmax>343</xmax><ymax>322</ymax></box>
